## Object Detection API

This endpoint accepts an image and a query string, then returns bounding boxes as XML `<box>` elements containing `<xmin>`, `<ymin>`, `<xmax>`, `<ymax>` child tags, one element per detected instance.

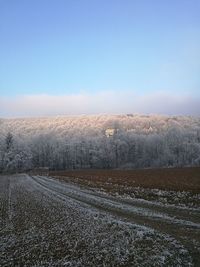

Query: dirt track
<box><xmin>0</xmin><ymin>174</ymin><xmax>200</xmax><ymax>266</ymax></box>
<box><xmin>32</xmin><ymin>175</ymin><xmax>200</xmax><ymax>265</ymax></box>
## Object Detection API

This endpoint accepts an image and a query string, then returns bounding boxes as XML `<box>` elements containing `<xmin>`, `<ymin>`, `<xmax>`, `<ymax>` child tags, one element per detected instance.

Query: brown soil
<box><xmin>50</xmin><ymin>167</ymin><xmax>200</xmax><ymax>193</ymax></box>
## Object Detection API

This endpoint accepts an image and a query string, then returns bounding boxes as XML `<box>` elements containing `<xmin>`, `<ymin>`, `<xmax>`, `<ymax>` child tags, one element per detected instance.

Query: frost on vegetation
<box><xmin>104</xmin><ymin>185</ymin><xmax>200</xmax><ymax>209</ymax></box>
<box><xmin>0</xmin><ymin>174</ymin><xmax>194</xmax><ymax>266</ymax></box>
<box><xmin>0</xmin><ymin>114</ymin><xmax>200</xmax><ymax>171</ymax></box>
<box><xmin>30</xmin><ymin>176</ymin><xmax>200</xmax><ymax>228</ymax></box>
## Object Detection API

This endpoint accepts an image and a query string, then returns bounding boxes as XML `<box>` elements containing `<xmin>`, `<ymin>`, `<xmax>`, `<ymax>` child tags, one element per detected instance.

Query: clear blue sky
<box><xmin>0</xmin><ymin>0</ymin><xmax>200</xmax><ymax>117</ymax></box>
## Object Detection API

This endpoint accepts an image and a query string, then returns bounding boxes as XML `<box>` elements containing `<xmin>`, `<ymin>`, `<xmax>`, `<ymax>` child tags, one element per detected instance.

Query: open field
<box><xmin>50</xmin><ymin>167</ymin><xmax>200</xmax><ymax>208</ymax></box>
<box><xmin>0</xmin><ymin>170</ymin><xmax>200</xmax><ymax>266</ymax></box>
<box><xmin>50</xmin><ymin>167</ymin><xmax>200</xmax><ymax>192</ymax></box>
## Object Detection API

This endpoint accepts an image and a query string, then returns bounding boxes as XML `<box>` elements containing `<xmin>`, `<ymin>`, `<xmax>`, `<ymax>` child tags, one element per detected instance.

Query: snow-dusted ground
<box><xmin>108</xmin><ymin>186</ymin><xmax>200</xmax><ymax>209</ymax></box>
<box><xmin>0</xmin><ymin>174</ymin><xmax>199</xmax><ymax>266</ymax></box>
<box><xmin>32</xmin><ymin>175</ymin><xmax>200</xmax><ymax>228</ymax></box>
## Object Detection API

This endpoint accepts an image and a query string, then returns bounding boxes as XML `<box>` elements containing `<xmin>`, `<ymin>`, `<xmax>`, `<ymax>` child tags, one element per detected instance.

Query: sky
<box><xmin>0</xmin><ymin>0</ymin><xmax>200</xmax><ymax>117</ymax></box>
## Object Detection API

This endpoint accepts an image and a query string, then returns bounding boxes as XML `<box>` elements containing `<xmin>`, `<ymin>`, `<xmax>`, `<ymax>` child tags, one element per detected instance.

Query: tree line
<box><xmin>0</xmin><ymin>116</ymin><xmax>200</xmax><ymax>172</ymax></box>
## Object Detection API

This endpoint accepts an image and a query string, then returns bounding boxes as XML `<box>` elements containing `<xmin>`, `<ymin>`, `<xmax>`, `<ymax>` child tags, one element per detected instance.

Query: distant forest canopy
<box><xmin>0</xmin><ymin>114</ymin><xmax>200</xmax><ymax>172</ymax></box>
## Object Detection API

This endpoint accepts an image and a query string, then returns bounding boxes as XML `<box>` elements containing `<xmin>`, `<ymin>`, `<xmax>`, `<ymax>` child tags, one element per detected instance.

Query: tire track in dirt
<box><xmin>1</xmin><ymin>174</ymin><xmax>195</xmax><ymax>267</ymax></box>
<box><xmin>29</xmin><ymin>175</ymin><xmax>200</xmax><ymax>266</ymax></box>
<box><xmin>8</xmin><ymin>179</ymin><xmax>12</xmax><ymax>221</ymax></box>
<box><xmin>31</xmin><ymin>175</ymin><xmax>200</xmax><ymax>227</ymax></box>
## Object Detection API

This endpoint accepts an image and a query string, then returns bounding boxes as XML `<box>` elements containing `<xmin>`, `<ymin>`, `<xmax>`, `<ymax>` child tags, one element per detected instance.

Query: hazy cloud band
<box><xmin>0</xmin><ymin>91</ymin><xmax>199</xmax><ymax>117</ymax></box>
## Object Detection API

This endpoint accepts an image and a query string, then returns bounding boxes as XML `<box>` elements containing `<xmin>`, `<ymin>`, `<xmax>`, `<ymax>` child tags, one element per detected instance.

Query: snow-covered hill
<box><xmin>0</xmin><ymin>114</ymin><xmax>200</xmax><ymax>171</ymax></box>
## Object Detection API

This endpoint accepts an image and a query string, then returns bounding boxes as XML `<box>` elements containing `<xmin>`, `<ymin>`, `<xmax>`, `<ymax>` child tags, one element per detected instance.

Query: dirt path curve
<box><xmin>30</xmin><ymin>175</ymin><xmax>200</xmax><ymax>266</ymax></box>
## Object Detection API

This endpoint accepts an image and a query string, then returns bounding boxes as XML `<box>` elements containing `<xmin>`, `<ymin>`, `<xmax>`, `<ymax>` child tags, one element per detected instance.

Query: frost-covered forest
<box><xmin>0</xmin><ymin>114</ymin><xmax>200</xmax><ymax>172</ymax></box>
